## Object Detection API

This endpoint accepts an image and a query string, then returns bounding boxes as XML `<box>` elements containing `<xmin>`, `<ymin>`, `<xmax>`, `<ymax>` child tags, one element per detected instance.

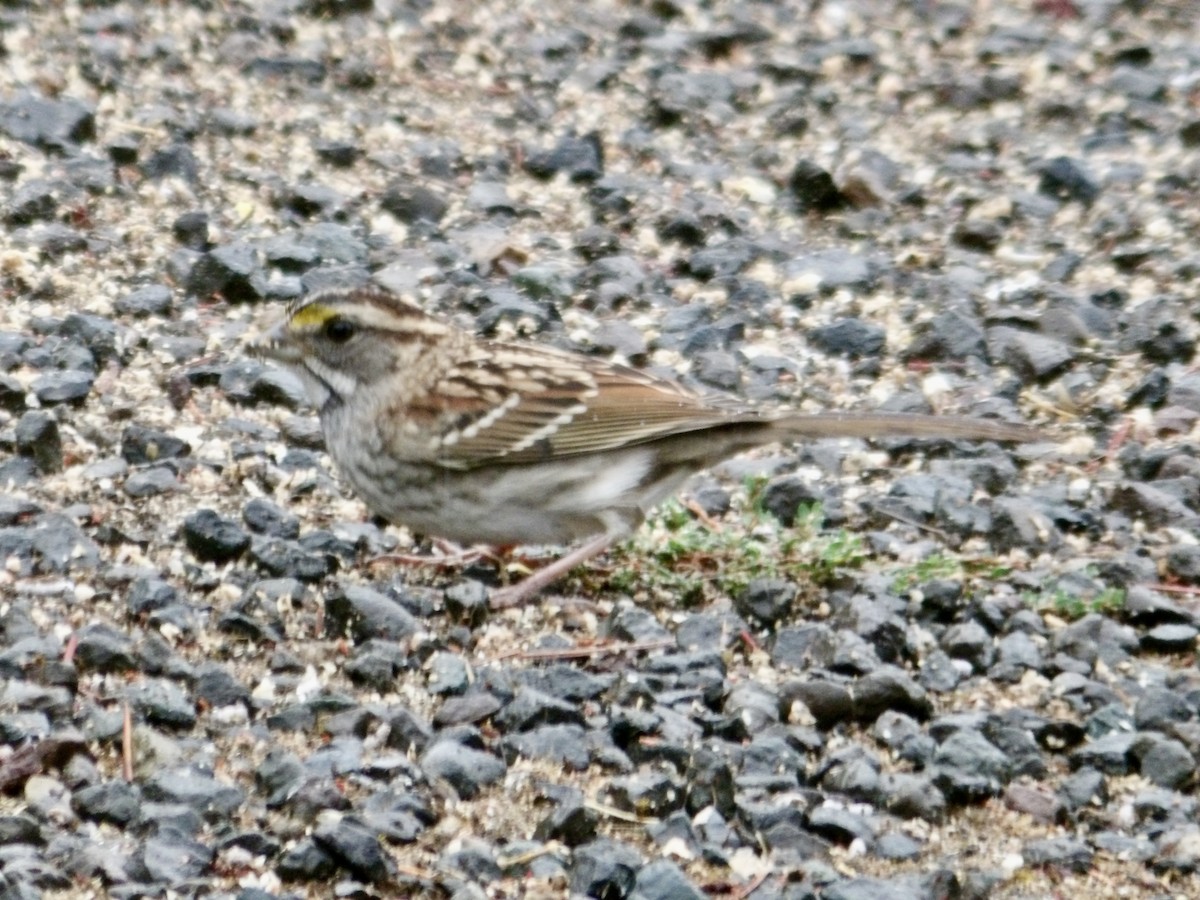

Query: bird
<box><xmin>249</xmin><ymin>285</ymin><xmax>1039</xmax><ymax>608</ymax></box>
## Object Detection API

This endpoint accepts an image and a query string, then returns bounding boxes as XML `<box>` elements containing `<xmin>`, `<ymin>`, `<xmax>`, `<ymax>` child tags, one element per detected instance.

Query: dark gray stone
<box><xmin>15</xmin><ymin>410</ymin><xmax>62</xmax><ymax>473</ymax></box>
<box><xmin>419</xmin><ymin>742</ymin><xmax>505</xmax><ymax>800</ymax></box>
<box><xmin>183</xmin><ymin>509</ymin><xmax>251</xmax><ymax>562</ymax></box>
<box><xmin>1023</xmin><ymin>836</ymin><xmax>1093</xmax><ymax>873</ymax></box>
<box><xmin>313</xmin><ymin>815</ymin><xmax>394</xmax><ymax>883</ymax></box>
<box><xmin>30</xmin><ymin>369</ymin><xmax>92</xmax><ymax>404</ymax></box>
<box><xmin>569</xmin><ymin>838</ymin><xmax>642</xmax><ymax>900</ymax></box>
<box><xmin>931</xmin><ymin>729</ymin><xmax>1011</xmax><ymax>801</ymax></box>
<box><xmin>115</xmin><ymin>284</ymin><xmax>173</xmax><ymax>317</ymax></box>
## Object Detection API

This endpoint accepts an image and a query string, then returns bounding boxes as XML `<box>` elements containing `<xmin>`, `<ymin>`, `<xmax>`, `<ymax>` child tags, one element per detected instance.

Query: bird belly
<box><xmin>331</xmin><ymin>441</ymin><xmax>676</xmax><ymax>546</ymax></box>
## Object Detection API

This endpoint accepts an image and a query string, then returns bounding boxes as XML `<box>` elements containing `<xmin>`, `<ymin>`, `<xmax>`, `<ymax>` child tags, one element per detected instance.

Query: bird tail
<box><xmin>770</xmin><ymin>411</ymin><xmax>1042</xmax><ymax>443</ymax></box>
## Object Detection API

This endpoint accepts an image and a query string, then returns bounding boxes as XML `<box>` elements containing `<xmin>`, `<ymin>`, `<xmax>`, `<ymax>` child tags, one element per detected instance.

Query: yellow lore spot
<box><xmin>289</xmin><ymin>304</ymin><xmax>338</xmax><ymax>330</ymax></box>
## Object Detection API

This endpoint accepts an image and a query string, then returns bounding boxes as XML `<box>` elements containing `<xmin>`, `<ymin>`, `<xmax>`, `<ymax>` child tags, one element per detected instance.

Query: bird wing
<box><xmin>424</xmin><ymin>342</ymin><xmax>752</xmax><ymax>468</ymax></box>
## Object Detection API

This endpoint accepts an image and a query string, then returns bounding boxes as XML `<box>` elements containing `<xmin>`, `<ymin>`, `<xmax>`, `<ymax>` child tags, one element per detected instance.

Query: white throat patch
<box><xmin>298</xmin><ymin>359</ymin><xmax>358</xmax><ymax>407</ymax></box>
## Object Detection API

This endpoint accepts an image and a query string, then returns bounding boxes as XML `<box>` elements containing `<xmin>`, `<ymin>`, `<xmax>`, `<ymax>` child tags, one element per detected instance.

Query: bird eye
<box><xmin>323</xmin><ymin>317</ymin><xmax>356</xmax><ymax>343</ymax></box>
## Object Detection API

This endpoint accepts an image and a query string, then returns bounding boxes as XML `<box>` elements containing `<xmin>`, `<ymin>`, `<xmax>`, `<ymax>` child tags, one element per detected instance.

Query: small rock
<box><xmin>242</xmin><ymin>497</ymin><xmax>301</xmax><ymax>539</ymax></box>
<box><xmin>30</xmin><ymin>370</ymin><xmax>93</xmax><ymax>405</ymax></box>
<box><xmin>1132</xmin><ymin>735</ymin><xmax>1195</xmax><ymax>790</ymax></box>
<box><xmin>734</xmin><ymin>578</ymin><xmax>796</xmax><ymax>625</ymax></box>
<box><xmin>1141</xmin><ymin>623</ymin><xmax>1198</xmax><ymax>653</ymax></box>
<box><xmin>1022</xmin><ymin>836</ymin><xmax>1093</xmax><ymax>873</ymax></box>
<box><xmin>605</xmin><ymin>772</ymin><xmax>684</xmax><ymax>818</ymax></box>
<box><xmin>324</xmin><ymin>583</ymin><xmax>418</xmax><ymax>641</ymax></box>
<box><xmin>15</xmin><ymin>410</ymin><xmax>62</xmax><ymax>473</ymax></box>
<box><xmin>503</xmin><ymin>724</ymin><xmax>591</xmax><ymax>771</ymax></box>
<box><xmin>809</xmin><ymin>318</ymin><xmax>886</xmax><ymax>359</ymax></box>
<box><xmin>534</xmin><ymin>786</ymin><xmax>599</xmax><ymax>847</ymax></box>
<box><xmin>137</xmin><ymin>834</ymin><xmax>213</xmax><ymax>883</ymax></box>
<box><xmin>121</xmin><ymin>425</ymin><xmax>190</xmax><ymax>464</ymax></box>
<box><xmin>1037</xmin><ymin>156</ymin><xmax>1099</xmax><ymax>204</ymax></box>
<box><xmin>630</xmin><ymin>858</ymin><xmax>704</xmax><ymax>900</ymax></box>
<box><xmin>1004</xmin><ymin>782</ymin><xmax>1064</xmax><ymax>823</ymax></box>
<box><xmin>380</xmin><ymin>180</ymin><xmax>449</xmax><ymax>224</ymax></box>
<box><xmin>788</xmin><ymin>160</ymin><xmax>845</xmax><ymax>212</ymax></box>
<box><xmin>419</xmin><ymin>741</ymin><xmax>506</xmax><ymax>800</ymax></box>
<box><xmin>313</xmin><ymin>815</ymin><xmax>394</xmax><ymax>883</ymax></box>
<box><xmin>115</xmin><ymin>284</ymin><xmax>173</xmax><ymax>317</ymax></box>
<box><xmin>569</xmin><ymin>838</ymin><xmax>642</xmax><ymax>900</ymax></box>
<box><xmin>183</xmin><ymin>509</ymin><xmax>251</xmax><ymax>563</ymax></box>
<box><xmin>930</xmin><ymin>729</ymin><xmax>1011</xmax><ymax>801</ymax></box>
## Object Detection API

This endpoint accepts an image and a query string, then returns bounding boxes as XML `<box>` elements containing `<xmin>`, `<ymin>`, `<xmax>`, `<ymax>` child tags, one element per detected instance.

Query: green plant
<box><xmin>890</xmin><ymin>552</ymin><xmax>963</xmax><ymax>593</ymax></box>
<box><xmin>1025</xmin><ymin>584</ymin><xmax>1127</xmax><ymax>620</ymax></box>
<box><xmin>890</xmin><ymin>553</ymin><xmax>1016</xmax><ymax>596</ymax></box>
<box><xmin>603</xmin><ymin>485</ymin><xmax>867</xmax><ymax>602</ymax></box>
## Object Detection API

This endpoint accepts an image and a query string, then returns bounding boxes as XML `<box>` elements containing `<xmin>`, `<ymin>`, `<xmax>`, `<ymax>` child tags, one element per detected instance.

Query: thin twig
<box><xmin>369</xmin><ymin>545</ymin><xmax>491</xmax><ymax>570</ymax></box>
<box><xmin>496</xmin><ymin>844</ymin><xmax>557</xmax><ymax>868</ymax></box>
<box><xmin>122</xmin><ymin>703</ymin><xmax>134</xmax><ymax>782</ymax></box>
<box><xmin>584</xmin><ymin>799</ymin><xmax>656</xmax><ymax>824</ymax></box>
<box><xmin>683</xmin><ymin>497</ymin><xmax>721</xmax><ymax>530</ymax></box>
<box><xmin>393</xmin><ymin>863</ymin><xmax>440</xmax><ymax>881</ymax></box>
<box><xmin>1081</xmin><ymin>415</ymin><xmax>1132</xmax><ymax>475</ymax></box>
<box><xmin>1144</xmin><ymin>583</ymin><xmax>1200</xmax><ymax>596</ymax></box>
<box><xmin>494</xmin><ymin>638</ymin><xmax>674</xmax><ymax>662</ymax></box>
<box><xmin>62</xmin><ymin>633</ymin><xmax>78</xmax><ymax>664</ymax></box>
<box><xmin>873</xmin><ymin>505</ymin><xmax>950</xmax><ymax>541</ymax></box>
<box><xmin>734</xmin><ymin>870</ymin><xmax>771</xmax><ymax>899</ymax></box>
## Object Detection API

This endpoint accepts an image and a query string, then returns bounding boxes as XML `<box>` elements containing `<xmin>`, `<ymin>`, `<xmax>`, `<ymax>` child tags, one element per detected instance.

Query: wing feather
<box><xmin>428</xmin><ymin>342</ymin><xmax>754</xmax><ymax>466</ymax></box>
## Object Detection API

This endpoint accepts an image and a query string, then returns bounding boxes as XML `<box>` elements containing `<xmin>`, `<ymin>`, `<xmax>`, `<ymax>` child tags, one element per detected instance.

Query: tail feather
<box><xmin>771</xmin><ymin>412</ymin><xmax>1041</xmax><ymax>443</ymax></box>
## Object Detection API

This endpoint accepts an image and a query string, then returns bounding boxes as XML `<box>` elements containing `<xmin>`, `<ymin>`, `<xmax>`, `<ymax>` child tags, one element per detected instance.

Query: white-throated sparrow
<box><xmin>250</xmin><ymin>285</ymin><xmax>1039</xmax><ymax>607</ymax></box>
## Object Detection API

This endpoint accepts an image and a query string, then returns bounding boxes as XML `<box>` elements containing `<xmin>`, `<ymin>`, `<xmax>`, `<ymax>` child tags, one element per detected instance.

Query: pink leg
<box><xmin>370</xmin><ymin>542</ymin><xmax>492</xmax><ymax>570</ymax></box>
<box><xmin>489</xmin><ymin>532</ymin><xmax>616</xmax><ymax>609</ymax></box>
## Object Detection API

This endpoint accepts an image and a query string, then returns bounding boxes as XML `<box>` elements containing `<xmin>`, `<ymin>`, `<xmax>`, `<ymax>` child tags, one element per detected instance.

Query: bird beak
<box><xmin>246</xmin><ymin>319</ymin><xmax>301</xmax><ymax>364</ymax></box>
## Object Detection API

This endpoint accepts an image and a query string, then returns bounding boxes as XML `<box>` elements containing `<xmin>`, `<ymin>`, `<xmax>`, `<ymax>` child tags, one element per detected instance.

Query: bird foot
<box><xmin>369</xmin><ymin>541</ymin><xmax>505</xmax><ymax>571</ymax></box>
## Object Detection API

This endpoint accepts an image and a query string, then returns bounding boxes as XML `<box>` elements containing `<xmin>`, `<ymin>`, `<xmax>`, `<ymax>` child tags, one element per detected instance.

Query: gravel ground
<box><xmin>2</xmin><ymin>1</ymin><xmax>1200</xmax><ymax>898</ymax></box>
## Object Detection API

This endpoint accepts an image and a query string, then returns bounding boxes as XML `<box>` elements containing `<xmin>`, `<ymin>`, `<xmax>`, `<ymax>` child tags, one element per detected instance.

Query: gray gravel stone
<box><xmin>14</xmin><ymin>410</ymin><xmax>61</xmax><ymax>473</ymax></box>
<box><xmin>630</xmin><ymin>857</ymin><xmax>705</xmax><ymax>900</ymax></box>
<box><xmin>313</xmin><ymin>815</ymin><xmax>395</xmax><ymax>883</ymax></box>
<box><xmin>931</xmin><ymin>729</ymin><xmax>1012</xmax><ymax>801</ymax></box>
<box><xmin>122</xmin><ymin>465</ymin><xmax>181</xmax><ymax>497</ymax></box>
<box><xmin>1070</xmin><ymin>732</ymin><xmax>1136</xmax><ymax>775</ymax></box>
<box><xmin>323</xmin><ymin>583</ymin><xmax>418</xmax><ymax>640</ymax></box>
<box><xmin>1133</xmin><ymin>734</ymin><xmax>1196</xmax><ymax>790</ymax></box>
<box><xmin>569</xmin><ymin>838</ymin><xmax>642</xmax><ymax>899</ymax></box>
<box><xmin>420</xmin><ymin>742</ymin><xmax>506</xmax><ymax>800</ymax></box>
<box><xmin>1023</xmin><ymin>836</ymin><xmax>1093</xmax><ymax>873</ymax></box>
<box><xmin>137</xmin><ymin>833</ymin><xmax>214</xmax><ymax>882</ymax></box>
<box><xmin>30</xmin><ymin>369</ymin><xmax>93</xmax><ymax>404</ymax></box>
<box><xmin>503</xmin><ymin>723</ymin><xmax>591</xmax><ymax>770</ymax></box>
